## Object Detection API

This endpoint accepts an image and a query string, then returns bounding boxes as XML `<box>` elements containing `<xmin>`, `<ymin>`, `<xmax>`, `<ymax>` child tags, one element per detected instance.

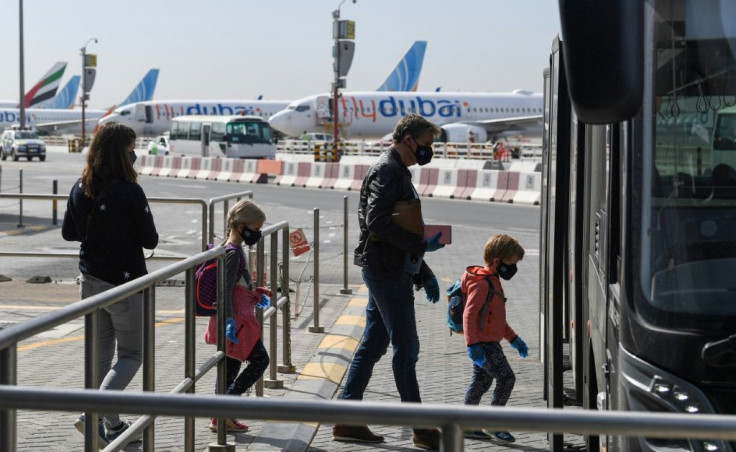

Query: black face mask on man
<box><xmin>241</xmin><ymin>225</ymin><xmax>262</xmax><ymax>246</ymax></box>
<box><xmin>498</xmin><ymin>263</ymin><xmax>518</xmax><ymax>280</ymax></box>
<box><xmin>410</xmin><ymin>138</ymin><xmax>434</xmax><ymax>166</ymax></box>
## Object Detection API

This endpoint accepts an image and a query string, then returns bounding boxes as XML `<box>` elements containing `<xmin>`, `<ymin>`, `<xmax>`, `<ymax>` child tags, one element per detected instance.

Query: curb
<box><xmin>249</xmin><ymin>286</ymin><xmax>368</xmax><ymax>451</ymax></box>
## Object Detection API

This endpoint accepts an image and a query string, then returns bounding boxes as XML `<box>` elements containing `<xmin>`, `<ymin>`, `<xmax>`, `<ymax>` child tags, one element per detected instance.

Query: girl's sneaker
<box><xmin>464</xmin><ymin>430</ymin><xmax>492</xmax><ymax>439</ymax></box>
<box><xmin>105</xmin><ymin>421</ymin><xmax>142</xmax><ymax>444</ymax></box>
<box><xmin>73</xmin><ymin>414</ymin><xmax>108</xmax><ymax>446</ymax></box>
<box><xmin>208</xmin><ymin>417</ymin><xmax>249</xmax><ymax>433</ymax></box>
<box><xmin>492</xmin><ymin>431</ymin><xmax>516</xmax><ymax>443</ymax></box>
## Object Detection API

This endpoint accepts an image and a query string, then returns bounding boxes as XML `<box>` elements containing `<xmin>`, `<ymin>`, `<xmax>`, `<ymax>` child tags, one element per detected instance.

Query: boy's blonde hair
<box><xmin>483</xmin><ymin>234</ymin><xmax>524</xmax><ymax>265</ymax></box>
<box><xmin>225</xmin><ymin>199</ymin><xmax>266</xmax><ymax>238</ymax></box>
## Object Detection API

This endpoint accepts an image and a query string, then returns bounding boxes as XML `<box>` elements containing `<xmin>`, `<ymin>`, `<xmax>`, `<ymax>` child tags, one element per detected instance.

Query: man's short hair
<box><xmin>392</xmin><ymin>113</ymin><xmax>441</xmax><ymax>143</ymax></box>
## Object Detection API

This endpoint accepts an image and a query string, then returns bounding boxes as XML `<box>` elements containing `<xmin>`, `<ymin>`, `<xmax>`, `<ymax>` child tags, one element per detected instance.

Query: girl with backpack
<box><xmin>203</xmin><ymin>199</ymin><xmax>271</xmax><ymax>433</ymax></box>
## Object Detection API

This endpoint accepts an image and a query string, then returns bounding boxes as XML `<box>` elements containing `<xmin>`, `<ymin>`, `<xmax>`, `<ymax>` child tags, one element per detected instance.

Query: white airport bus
<box><xmin>168</xmin><ymin>115</ymin><xmax>276</xmax><ymax>158</ymax></box>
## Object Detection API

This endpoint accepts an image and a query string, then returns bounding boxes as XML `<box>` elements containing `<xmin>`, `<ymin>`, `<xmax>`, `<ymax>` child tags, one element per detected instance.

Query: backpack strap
<box><xmin>476</xmin><ymin>276</ymin><xmax>495</xmax><ymax>330</ymax></box>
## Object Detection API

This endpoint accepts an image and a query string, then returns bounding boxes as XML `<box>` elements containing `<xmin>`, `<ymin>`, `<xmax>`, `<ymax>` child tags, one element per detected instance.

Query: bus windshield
<box><xmin>642</xmin><ymin>0</ymin><xmax>736</xmax><ymax>319</ymax></box>
<box><xmin>226</xmin><ymin>120</ymin><xmax>272</xmax><ymax>144</ymax></box>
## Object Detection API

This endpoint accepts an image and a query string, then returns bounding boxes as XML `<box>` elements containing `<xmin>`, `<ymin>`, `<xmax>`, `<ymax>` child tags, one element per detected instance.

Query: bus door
<box><xmin>201</xmin><ymin>124</ymin><xmax>211</xmax><ymax>157</ymax></box>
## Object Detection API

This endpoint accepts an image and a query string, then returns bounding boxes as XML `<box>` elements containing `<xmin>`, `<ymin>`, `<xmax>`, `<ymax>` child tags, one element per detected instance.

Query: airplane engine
<box><xmin>438</xmin><ymin>124</ymin><xmax>487</xmax><ymax>143</ymax></box>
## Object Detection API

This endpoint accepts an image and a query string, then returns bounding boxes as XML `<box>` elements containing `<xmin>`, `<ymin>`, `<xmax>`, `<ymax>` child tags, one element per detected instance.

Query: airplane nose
<box><xmin>268</xmin><ymin>111</ymin><xmax>295</xmax><ymax>136</ymax></box>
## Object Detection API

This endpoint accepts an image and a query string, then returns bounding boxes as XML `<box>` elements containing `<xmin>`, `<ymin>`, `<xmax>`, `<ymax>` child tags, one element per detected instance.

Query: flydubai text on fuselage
<box><xmin>0</xmin><ymin>109</ymin><xmax>106</xmax><ymax>130</ymax></box>
<box><xmin>268</xmin><ymin>90</ymin><xmax>544</xmax><ymax>141</ymax></box>
<box><xmin>99</xmin><ymin>100</ymin><xmax>291</xmax><ymax>136</ymax></box>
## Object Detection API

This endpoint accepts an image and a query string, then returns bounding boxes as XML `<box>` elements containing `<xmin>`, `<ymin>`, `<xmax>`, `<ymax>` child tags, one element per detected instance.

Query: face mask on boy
<box><xmin>498</xmin><ymin>263</ymin><xmax>518</xmax><ymax>280</ymax></box>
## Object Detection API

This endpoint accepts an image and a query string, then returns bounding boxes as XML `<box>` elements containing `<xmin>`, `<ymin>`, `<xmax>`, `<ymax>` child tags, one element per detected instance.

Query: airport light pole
<box><xmin>18</xmin><ymin>0</ymin><xmax>26</xmax><ymax>128</ymax></box>
<box><xmin>332</xmin><ymin>0</ymin><xmax>356</xmax><ymax>153</ymax></box>
<box><xmin>80</xmin><ymin>38</ymin><xmax>97</xmax><ymax>148</ymax></box>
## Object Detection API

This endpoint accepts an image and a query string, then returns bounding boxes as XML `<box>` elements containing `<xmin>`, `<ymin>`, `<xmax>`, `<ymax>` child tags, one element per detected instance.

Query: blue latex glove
<box><xmin>511</xmin><ymin>336</ymin><xmax>529</xmax><ymax>358</ymax></box>
<box><xmin>424</xmin><ymin>275</ymin><xmax>440</xmax><ymax>303</ymax></box>
<box><xmin>467</xmin><ymin>344</ymin><xmax>487</xmax><ymax>368</ymax></box>
<box><xmin>425</xmin><ymin>231</ymin><xmax>445</xmax><ymax>252</ymax></box>
<box><xmin>257</xmin><ymin>294</ymin><xmax>271</xmax><ymax>309</ymax></box>
<box><xmin>225</xmin><ymin>318</ymin><xmax>239</xmax><ymax>344</ymax></box>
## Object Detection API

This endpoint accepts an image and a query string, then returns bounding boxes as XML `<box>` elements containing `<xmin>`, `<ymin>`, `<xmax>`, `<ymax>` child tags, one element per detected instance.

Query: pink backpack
<box><xmin>195</xmin><ymin>244</ymin><xmax>245</xmax><ymax>316</ymax></box>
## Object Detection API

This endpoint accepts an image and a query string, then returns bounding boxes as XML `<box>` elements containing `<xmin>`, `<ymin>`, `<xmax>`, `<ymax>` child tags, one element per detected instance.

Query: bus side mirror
<box><xmin>559</xmin><ymin>0</ymin><xmax>643</xmax><ymax>124</ymax></box>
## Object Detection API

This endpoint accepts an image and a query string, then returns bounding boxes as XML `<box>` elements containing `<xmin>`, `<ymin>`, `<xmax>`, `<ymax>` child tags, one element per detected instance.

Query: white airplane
<box><xmin>268</xmin><ymin>90</ymin><xmax>543</xmax><ymax>142</ymax></box>
<box><xmin>0</xmin><ymin>69</ymin><xmax>159</xmax><ymax>135</ymax></box>
<box><xmin>101</xmin><ymin>41</ymin><xmax>429</xmax><ymax>136</ymax></box>
<box><xmin>0</xmin><ymin>62</ymin><xmax>67</xmax><ymax>108</ymax></box>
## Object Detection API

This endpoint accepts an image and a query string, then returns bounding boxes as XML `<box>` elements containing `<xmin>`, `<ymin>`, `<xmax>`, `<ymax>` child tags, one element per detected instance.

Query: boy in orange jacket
<box><xmin>462</xmin><ymin>234</ymin><xmax>528</xmax><ymax>443</ymax></box>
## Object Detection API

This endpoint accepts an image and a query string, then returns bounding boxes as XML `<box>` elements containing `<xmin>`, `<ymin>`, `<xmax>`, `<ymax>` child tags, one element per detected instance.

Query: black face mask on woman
<box><xmin>498</xmin><ymin>263</ymin><xmax>518</xmax><ymax>280</ymax></box>
<box><xmin>241</xmin><ymin>226</ymin><xmax>262</xmax><ymax>246</ymax></box>
<box><xmin>128</xmin><ymin>151</ymin><xmax>137</xmax><ymax>165</ymax></box>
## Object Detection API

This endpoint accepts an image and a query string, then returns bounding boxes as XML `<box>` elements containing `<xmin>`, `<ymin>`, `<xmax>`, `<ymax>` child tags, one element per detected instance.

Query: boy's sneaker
<box><xmin>412</xmin><ymin>428</ymin><xmax>441</xmax><ymax>450</ymax></box>
<box><xmin>208</xmin><ymin>417</ymin><xmax>249</xmax><ymax>433</ymax></box>
<box><xmin>492</xmin><ymin>431</ymin><xmax>516</xmax><ymax>443</ymax></box>
<box><xmin>105</xmin><ymin>421</ymin><xmax>142</xmax><ymax>444</ymax></box>
<box><xmin>332</xmin><ymin>424</ymin><xmax>384</xmax><ymax>443</ymax></box>
<box><xmin>465</xmin><ymin>429</ymin><xmax>493</xmax><ymax>439</ymax></box>
<box><xmin>73</xmin><ymin>414</ymin><xmax>108</xmax><ymax>447</ymax></box>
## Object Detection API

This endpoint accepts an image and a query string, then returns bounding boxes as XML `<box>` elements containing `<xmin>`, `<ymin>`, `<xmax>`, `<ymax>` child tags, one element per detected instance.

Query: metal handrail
<box><xmin>1</xmin><ymin>386</ymin><xmax>736</xmax><ymax>451</ymax></box>
<box><xmin>0</xmin><ymin>193</ymin><xmax>209</xmax><ymax>251</ymax></box>
<box><xmin>207</xmin><ymin>190</ymin><xmax>254</xmax><ymax>246</ymax></box>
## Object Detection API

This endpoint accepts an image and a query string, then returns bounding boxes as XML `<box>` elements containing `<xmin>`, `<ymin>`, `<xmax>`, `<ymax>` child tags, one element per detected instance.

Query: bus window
<box><xmin>211</xmin><ymin>122</ymin><xmax>226</xmax><ymax>142</ymax></box>
<box><xmin>189</xmin><ymin>122</ymin><xmax>201</xmax><ymax>141</ymax></box>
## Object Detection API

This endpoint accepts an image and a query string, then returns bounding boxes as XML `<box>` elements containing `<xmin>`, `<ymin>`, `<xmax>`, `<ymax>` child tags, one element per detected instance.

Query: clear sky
<box><xmin>0</xmin><ymin>0</ymin><xmax>561</xmax><ymax>109</ymax></box>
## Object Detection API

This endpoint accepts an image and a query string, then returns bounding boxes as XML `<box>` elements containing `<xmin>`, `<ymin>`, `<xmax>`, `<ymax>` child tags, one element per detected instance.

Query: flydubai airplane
<box><xmin>100</xmin><ymin>41</ymin><xmax>428</xmax><ymax>136</ymax></box>
<box><xmin>0</xmin><ymin>62</ymin><xmax>67</xmax><ymax>108</ymax></box>
<box><xmin>268</xmin><ymin>89</ymin><xmax>543</xmax><ymax>142</ymax></box>
<box><xmin>0</xmin><ymin>69</ymin><xmax>160</xmax><ymax>134</ymax></box>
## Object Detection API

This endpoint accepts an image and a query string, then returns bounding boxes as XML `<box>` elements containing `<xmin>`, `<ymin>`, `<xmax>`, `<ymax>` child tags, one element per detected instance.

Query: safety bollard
<box><xmin>340</xmin><ymin>196</ymin><xmax>352</xmax><ymax>294</ymax></box>
<box><xmin>309</xmin><ymin>208</ymin><xmax>324</xmax><ymax>333</ymax></box>
<box><xmin>52</xmin><ymin>180</ymin><xmax>58</xmax><ymax>225</ymax></box>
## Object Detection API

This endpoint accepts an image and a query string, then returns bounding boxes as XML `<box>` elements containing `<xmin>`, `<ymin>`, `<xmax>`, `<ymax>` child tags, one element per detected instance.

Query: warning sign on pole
<box><xmin>289</xmin><ymin>228</ymin><xmax>310</xmax><ymax>257</ymax></box>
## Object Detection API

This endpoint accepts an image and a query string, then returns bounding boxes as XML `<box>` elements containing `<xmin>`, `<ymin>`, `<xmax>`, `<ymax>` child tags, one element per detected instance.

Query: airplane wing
<box><xmin>474</xmin><ymin>115</ymin><xmax>542</xmax><ymax>134</ymax></box>
<box><xmin>34</xmin><ymin>117</ymin><xmax>100</xmax><ymax>135</ymax></box>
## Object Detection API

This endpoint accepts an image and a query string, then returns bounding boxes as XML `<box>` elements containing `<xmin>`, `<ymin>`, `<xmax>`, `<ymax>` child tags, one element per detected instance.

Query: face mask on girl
<box><xmin>241</xmin><ymin>225</ymin><xmax>262</xmax><ymax>245</ymax></box>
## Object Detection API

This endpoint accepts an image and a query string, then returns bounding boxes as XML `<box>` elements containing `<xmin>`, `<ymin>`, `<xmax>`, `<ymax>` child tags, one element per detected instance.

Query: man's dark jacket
<box><xmin>353</xmin><ymin>147</ymin><xmax>433</xmax><ymax>281</ymax></box>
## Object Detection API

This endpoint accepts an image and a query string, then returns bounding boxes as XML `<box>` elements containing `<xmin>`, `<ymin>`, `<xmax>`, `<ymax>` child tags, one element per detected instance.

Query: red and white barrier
<box><xmin>159</xmin><ymin>156</ymin><xmax>181</xmax><ymax>178</ymax></box>
<box><xmin>333</xmin><ymin>164</ymin><xmax>356</xmax><ymax>191</ymax></box>
<box><xmin>183</xmin><ymin>157</ymin><xmax>201</xmax><ymax>179</ymax></box>
<box><xmin>512</xmin><ymin>172</ymin><xmax>542</xmax><ymax>205</ymax></box>
<box><xmin>430</xmin><ymin>168</ymin><xmax>459</xmax><ymax>198</ymax></box>
<box><xmin>468</xmin><ymin>170</ymin><xmax>502</xmax><ymax>201</ymax></box>
<box><xmin>275</xmin><ymin>161</ymin><xmax>299</xmax><ymax>186</ymax></box>
<box><xmin>320</xmin><ymin>163</ymin><xmax>340</xmax><ymax>189</ymax></box>
<box><xmin>305</xmin><ymin>162</ymin><xmax>327</xmax><ymax>189</ymax></box>
<box><xmin>205</xmin><ymin>158</ymin><xmax>224</xmax><ymax>180</ymax></box>
<box><xmin>499</xmin><ymin>171</ymin><xmax>520</xmax><ymax>203</ymax></box>
<box><xmin>417</xmin><ymin>167</ymin><xmax>439</xmax><ymax>196</ymax></box>
<box><xmin>349</xmin><ymin>164</ymin><xmax>370</xmax><ymax>191</ymax></box>
<box><xmin>239</xmin><ymin>159</ymin><xmax>266</xmax><ymax>183</ymax></box>
<box><xmin>216</xmin><ymin>158</ymin><xmax>234</xmax><ymax>182</ymax></box>
<box><xmin>293</xmin><ymin>162</ymin><xmax>312</xmax><ymax>187</ymax></box>
<box><xmin>194</xmin><ymin>158</ymin><xmax>214</xmax><ymax>180</ymax></box>
<box><xmin>140</xmin><ymin>155</ymin><xmax>163</xmax><ymax>176</ymax></box>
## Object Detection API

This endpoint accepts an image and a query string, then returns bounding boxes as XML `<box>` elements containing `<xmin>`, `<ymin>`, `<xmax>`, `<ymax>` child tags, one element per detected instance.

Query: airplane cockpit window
<box><xmin>295</xmin><ymin>105</ymin><xmax>310</xmax><ymax>112</ymax></box>
<box><xmin>119</xmin><ymin>110</ymin><xmax>131</xmax><ymax>116</ymax></box>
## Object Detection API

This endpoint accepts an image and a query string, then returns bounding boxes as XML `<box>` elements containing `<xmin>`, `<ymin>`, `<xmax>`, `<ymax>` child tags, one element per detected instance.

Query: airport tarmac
<box><xmin>0</xmin><ymin>147</ymin><xmax>582</xmax><ymax>451</ymax></box>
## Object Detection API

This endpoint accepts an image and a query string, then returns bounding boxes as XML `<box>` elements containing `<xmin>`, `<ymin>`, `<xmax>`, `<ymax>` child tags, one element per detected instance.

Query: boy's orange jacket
<box><xmin>461</xmin><ymin>265</ymin><xmax>517</xmax><ymax>347</ymax></box>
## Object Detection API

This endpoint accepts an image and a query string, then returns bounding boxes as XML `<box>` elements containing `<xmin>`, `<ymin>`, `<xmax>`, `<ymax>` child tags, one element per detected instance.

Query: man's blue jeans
<box><xmin>341</xmin><ymin>267</ymin><xmax>421</xmax><ymax>403</ymax></box>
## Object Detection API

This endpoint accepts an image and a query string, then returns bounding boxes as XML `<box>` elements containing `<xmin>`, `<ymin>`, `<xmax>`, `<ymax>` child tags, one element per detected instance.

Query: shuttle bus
<box><xmin>168</xmin><ymin>115</ymin><xmax>276</xmax><ymax>159</ymax></box>
<box><xmin>541</xmin><ymin>1</ymin><xmax>736</xmax><ymax>451</ymax></box>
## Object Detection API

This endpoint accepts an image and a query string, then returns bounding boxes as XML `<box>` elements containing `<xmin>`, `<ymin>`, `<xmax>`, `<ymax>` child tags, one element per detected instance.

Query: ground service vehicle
<box><xmin>540</xmin><ymin>1</ymin><xmax>736</xmax><ymax>451</ymax></box>
<box><xmin>0</xmin><ymin>128</ymin><xmax>46</xmax><ymax>161</ymax></box>
<box><xmin>168</xmin><ymin>115</ymin><xmax>275</xmax><ymax>159</ymax></box>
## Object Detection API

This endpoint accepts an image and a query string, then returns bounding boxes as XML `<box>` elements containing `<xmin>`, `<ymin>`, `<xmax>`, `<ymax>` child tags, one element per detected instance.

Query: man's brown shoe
<box><xmin>333</xmin><ymin>424</ymin><xmax>384</xmax><ymax>443</ymax></box>
<box><xmin>412</xmin><ymin>428</ymin><xmax>441</xmax><ymax>450</ymax></box>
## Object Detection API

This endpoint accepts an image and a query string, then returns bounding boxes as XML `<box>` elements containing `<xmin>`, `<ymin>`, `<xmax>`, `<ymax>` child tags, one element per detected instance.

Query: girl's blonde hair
<box><xmin>225</xmin><ymin>199</ymin><xmax>266</xmax><ymax>241</ymax></box>
<box><xmin>483</xmin><ymin>234</ymin><xmax>525</xmax><ymax>265</ymax></box>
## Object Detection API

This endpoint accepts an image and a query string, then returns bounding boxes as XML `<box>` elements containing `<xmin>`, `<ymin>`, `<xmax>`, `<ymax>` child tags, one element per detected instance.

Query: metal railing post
<box><xmin>202</xmin><ymin>203</ymin><xmax>208</xmax><ymax>251</ymax></box>
<box><xmin>309</xmin><ymin>208</ymin><xmax>323</xmax><ymax>333</ymax></box>
<box><xmin>442</xmin><ymin>423</ymin><xmax>464</xmax><ymax>451</ymax></box>
<box><xmin>278</xmin><ymin>227</ymin><xmax>295</xmax><ymax>373</ymax></box>
<box><xmin>84</xmin><ymin>309</ymin><xmax>100</xmax><ymax>451</ymax></box>
<box><xmin>340</xmin><ymin>196</ymin><xmax>352</xmax><ymax>294</ymax></box>
<box><xmin>143</xmin><ymin>287</ymin><xmax>156</xmax><ymax>451</ymax></box>
<box><xmin>214</xmin><ymin>253</ymin><xmax>229</xmax><ymax>447</ymax></box>
<box><xmin>208</xmin><ymin>202</ymin><xmax>216</xmax><ymax>246</ymax></box>
<box><xmin>255</xmin><ymin>240</ymin><xmax>265</xmax><ymax>396</ymax></box>
<box><xmin>222</xmin><ymin>200</ymin><xmax>229</xmax><ymax>240</ymax></box>
<box><xmin>0</xmin><ymin>345</ymin><xmax>18</xmax><ymax>452</ymax></box>
<box><xmin>264</xmin><ymin>233</ymin><xmax>283</xmax><ymax>389</ymax></box>
<box><xmin>184</xmin><ymin>268</ymin><xmax>196</xmax><ymax>452</ymax></box>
